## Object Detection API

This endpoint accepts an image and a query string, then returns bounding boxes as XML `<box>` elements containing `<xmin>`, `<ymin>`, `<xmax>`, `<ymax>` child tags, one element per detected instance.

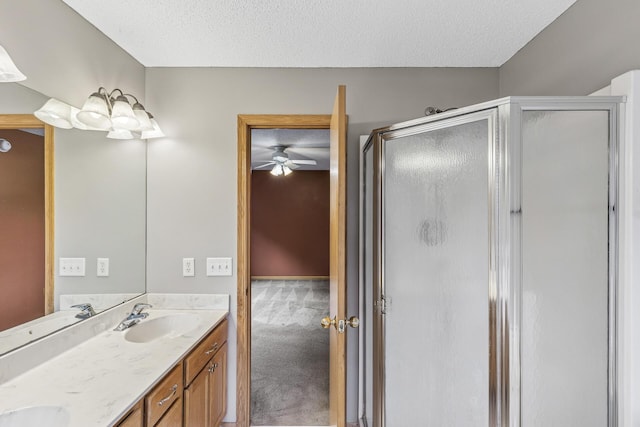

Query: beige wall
<box><xmin>499</xmin><ymin>0</ymin><xmax>640</xmax><ymax>96</ymax></box>
<box><xmin>0</xmin><ymin>0</ymin><xmax>148</xmax><ymax>310</ymax></box>
<box><xmin>0</xmin><ymin>0</ymin><xmax>145</xmax><ymax>105</ymax></box>
<box><xmin>144</xmin><ymin>66</ymin><xmax>499</xmax><ymax>421</ymax></box>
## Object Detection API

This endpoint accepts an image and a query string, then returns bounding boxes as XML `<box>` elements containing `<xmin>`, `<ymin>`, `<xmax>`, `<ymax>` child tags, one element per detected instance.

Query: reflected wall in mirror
<box><xmin>0</xmin><ymin>115</ymin><xmax>53</xmax><ymax>329</ymax></box>
<box><xmin>0</xmin><ymin>83</ymin><xmax>147</xmax><ymax>356</ymax></box>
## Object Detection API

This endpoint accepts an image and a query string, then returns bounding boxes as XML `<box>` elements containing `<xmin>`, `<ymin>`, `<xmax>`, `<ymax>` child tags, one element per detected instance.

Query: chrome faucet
<box><xmin>71</xmin><ymin>303</ymin><xmax>96</xmax><ymax>319</ymax></box>
<box><xmin>114</xmin><ymin>303</ymin><xmax>153</xmax><ymax>331</ymax></box>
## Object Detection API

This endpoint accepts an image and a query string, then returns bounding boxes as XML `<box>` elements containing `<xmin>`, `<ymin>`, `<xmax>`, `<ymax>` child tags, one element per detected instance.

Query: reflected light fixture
<box><xmin>0</xmin><ymin>44</ymin><xmax>26</xmax><ymax>82</ymax></box>
<box><xmin>0</xmin><ymin>138</ymin><xmax>12</xmax><ymax>153</ymax></box>
<box><xmin>34</xmin><ymin>87</ymin><xmax>164</xmax><ymax>140</ymax></box>
<box><xmin>270</xmin><ymin>162</ymin><xmax>292</xmax><ymax>176</ymax></box>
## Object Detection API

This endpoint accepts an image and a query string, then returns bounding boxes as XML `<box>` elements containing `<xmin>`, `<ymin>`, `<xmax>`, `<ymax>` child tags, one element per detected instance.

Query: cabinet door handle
<box><xmin>205</xmin><ymin>342</ymin><xmax>219</xmax><ymax>355</ymax></box>
<box><xmin>157</xmin><ymin>384</ymin><xmax>178</xmax><ymax>406</ymax></box>
<box><xmin>208</xmin><ymin>362</ymin><xmax>219</xmax><ymax>373</ymax></box>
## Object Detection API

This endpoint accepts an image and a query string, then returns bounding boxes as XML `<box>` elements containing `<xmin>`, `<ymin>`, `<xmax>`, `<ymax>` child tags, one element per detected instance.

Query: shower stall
<box><xmin>359</xmin><ymin>97</ymin><xmax>622</xmax><ymax>427</ymax></box>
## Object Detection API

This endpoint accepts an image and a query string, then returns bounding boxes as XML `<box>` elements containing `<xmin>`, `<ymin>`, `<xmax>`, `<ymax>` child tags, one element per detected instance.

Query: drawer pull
<box><xmin>157</xmin><ymin>384</ymin><xmax>178</xmax><ymax>406</ymax></box>
<box><xmin>205</xmin><ymin>342</ymin><xmax>219</xmax><ymax>355</ymax></box>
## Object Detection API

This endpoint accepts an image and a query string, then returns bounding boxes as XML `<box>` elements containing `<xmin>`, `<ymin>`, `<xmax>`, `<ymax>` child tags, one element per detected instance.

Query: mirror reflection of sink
<box><xmin>124</xmin><ymin>313</ymin><xmax>200</xmax><ymax>343</ymax></box>
<box><xmin>0</xmin><ymin>406</ymin><xmax>69</xmax><ymax>427</ymax></box>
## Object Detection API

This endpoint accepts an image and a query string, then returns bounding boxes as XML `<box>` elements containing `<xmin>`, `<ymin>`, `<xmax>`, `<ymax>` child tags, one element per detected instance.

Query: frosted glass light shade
<box><xmin>69</xmin><ymin>106</ymin><xmax>89</xmax><ymax>130</ymax></box>
<box><xmin>141</xmin><ymin>117</ymin><xmax>165</xmax><ymax>139</ymax></box>
<box><xmin>0</xmin><ymin>44</ymin><xmax>26</xmax><ymax>82</ymax></box>
<box><xmin>111</xmin><ymin>95</ymin><xmax>139</xmax><ymax>130</ymax></box>
<box><xmin>77</xmin><ymin>92</ymin><xmax>112</xmax><ymax>130</ymax></box>
<box><xmin>132</xmin><ymin>103</ymin><xmax>153</xmax><ymax>131</ymax></box>
<box><xmin>34</xmin><ymin>98</ymin><xmax>74</xmax><ymax>129</ymax></box>
<box><xmin>270</xmin><ymin>164</ymin><xmax>292</xmax><ymax>176</ymax></box>
<box><xmin>107</xmin><ymin>128</ymin><xmax>135</xmax><ymax>140</ymax></box>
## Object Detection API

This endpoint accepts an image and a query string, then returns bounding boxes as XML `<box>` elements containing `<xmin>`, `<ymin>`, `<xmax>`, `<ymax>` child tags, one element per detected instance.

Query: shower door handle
<box><xmin>321</xmin><ymin>316</ymin><xmax>359</xmax><ymax>333</ymax></box>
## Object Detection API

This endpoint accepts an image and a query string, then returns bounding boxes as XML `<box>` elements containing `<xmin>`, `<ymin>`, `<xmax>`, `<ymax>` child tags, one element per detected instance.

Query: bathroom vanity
<box><xmin>0</xmin><ymin>294</ymin><xmax>229</xmax><ymax>427</ymax></box>
<box><xmin>115</xmin><ymin>318</ymin><xmax>228</xmax><ymax>427</ymax></box>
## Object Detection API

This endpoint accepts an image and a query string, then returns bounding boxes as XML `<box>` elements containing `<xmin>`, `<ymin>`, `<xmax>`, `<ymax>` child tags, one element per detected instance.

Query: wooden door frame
<box><xmin>237</xmin><ymin>114</ymin><xmax>332</xmax><ymax>427</ymax></box>
<box><xmin>0</xmin><ymin>114</ymin><xmax>54</xmax><ymax>315</ymax></box>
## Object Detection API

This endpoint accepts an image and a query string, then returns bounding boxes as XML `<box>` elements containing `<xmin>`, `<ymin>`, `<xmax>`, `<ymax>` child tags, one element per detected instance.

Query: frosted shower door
<box><xmin>520</xmin><ymin>110</ymin><xmax>610</xmax><ymax>427</ymax></box>
<box><xmin>383</xmin><ymin>116</ymin><xmax>492</xmax><ymax>426</ymax></box>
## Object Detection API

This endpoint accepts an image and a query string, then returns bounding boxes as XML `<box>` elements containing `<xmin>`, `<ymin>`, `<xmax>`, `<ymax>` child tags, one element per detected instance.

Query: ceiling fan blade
<box><xmin>290</xmin><ymin>159</ymin><xmax>317</xmax><ymax>165</ymax></box>
<box><xmin>284</xmin><ymin>161</ymin><xmax>300</xmax><ymax>169</ymax></box>
<box><xmin>254</xmin><ymin>162</ymin><xmax>275</xmax><ymax>169</ymax></box>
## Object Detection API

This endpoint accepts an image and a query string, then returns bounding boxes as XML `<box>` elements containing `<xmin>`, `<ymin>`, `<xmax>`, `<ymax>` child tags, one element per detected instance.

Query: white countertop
<box><xmin>0</xmin><ymin>308</ymin><xmax>228</xmax><ymax>426</ymax></box>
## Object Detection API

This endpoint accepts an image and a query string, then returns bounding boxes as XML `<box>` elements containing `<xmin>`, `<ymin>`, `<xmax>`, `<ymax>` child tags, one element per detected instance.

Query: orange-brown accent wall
<box><xmin>0</xmin><ymin>129</ymin><xmax>45</xmax><ymax>331</ymax></box>
<box><xmin>251</xmin><ymin>170</ymin><xmax>329</xmax><ymax>277</ymax></box>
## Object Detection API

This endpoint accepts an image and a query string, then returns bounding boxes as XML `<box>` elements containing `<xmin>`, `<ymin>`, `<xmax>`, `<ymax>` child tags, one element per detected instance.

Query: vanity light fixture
<box><xmin>0</xmin><ymin>44</ymin><xmax>26</xmax><ymax>82</ymax></box>
<box><xmin>34</xmin><ymin>87</ymin><xmax>164</xmax><ymax>140</ymax></box>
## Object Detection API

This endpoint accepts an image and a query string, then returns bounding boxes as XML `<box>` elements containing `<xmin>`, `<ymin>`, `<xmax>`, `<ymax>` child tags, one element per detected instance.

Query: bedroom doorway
<box><xmin>237</xmin><ymin>85</ymin><xmax>349</xmax><ymax>427</ymax></box>
<box><xmin>250</xmin><ymin>128</ymin><xmax>331</xmax><ymax>425</ymax></box>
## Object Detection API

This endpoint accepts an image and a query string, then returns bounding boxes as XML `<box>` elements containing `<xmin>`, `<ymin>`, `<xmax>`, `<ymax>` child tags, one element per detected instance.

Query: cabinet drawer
<box><xmin>184</xmin><ymin>318</ymin><xmax>228</xmax><ymax>386</ymax></box>
<box><xmin>146</xmin><ymin>363</ymin><xmax>184</xmax><ymax>426</ymax></box>
<box><xmin>155</xmin><ymin>397</ymin><xmax>183</xmax><ymax>427</ymax></box>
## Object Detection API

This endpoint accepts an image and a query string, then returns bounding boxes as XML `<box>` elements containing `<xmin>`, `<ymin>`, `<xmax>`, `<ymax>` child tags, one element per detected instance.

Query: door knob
<box><xmin>321</xmin><ymin>316</ymin><xmax>336</xmax><ymax>329</ymax></box>
<box><xmin>321</xmin><ymin>315</ymin><xmax>359</xmax><ymax>333</ymax></box>
<box><xmin>345</xmin><ymin>316</ymin><xmax>359</xmax><ymax>328</ymax></box>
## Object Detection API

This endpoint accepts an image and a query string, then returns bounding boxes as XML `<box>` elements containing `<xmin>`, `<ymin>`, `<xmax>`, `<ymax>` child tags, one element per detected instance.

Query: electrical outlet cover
<box><xmin>183</xmin><ymin>257</ymin><xmax>195</xmax><ymax>277</ymax></box>
<box><xmin>97</xmin><ymin>258</ymin><xmax>109</xmax><ymax>277</ymax></box>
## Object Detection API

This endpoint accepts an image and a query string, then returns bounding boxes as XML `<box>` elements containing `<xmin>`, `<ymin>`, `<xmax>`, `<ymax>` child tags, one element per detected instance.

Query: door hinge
<box><xmin>375</xmin><ymin>296</ymin><xmax>390</xmax><ymax>314</ymax></box>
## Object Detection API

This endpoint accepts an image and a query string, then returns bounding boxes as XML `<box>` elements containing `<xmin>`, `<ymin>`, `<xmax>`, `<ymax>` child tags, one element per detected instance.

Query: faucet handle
<box><xmin>71</xmin><ymin>303</ymin><xmax>96</xmax><ymax>319</ymax></box>
<box><xmin>131</xmin><ymin>303</ymin><xmax>152</xmax><ymax>315</ymax></box>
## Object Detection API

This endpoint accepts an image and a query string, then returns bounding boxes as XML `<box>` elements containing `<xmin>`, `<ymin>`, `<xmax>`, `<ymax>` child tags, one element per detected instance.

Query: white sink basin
<box><xmin>124</xmin><ymin>313</ymin><xmax>200</xmax><ymax>343</ymax></box>
<box><xmin>0</xmin><ymin>406</ymin><xmax>69</xmax><ymax>427</ymax></box>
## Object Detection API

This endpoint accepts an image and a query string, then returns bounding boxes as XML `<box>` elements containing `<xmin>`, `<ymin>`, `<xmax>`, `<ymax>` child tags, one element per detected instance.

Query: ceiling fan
<box><xmin>254</xmin><ymin>145</ymin><xmax>317</xmax><ymax>176</ymax></box>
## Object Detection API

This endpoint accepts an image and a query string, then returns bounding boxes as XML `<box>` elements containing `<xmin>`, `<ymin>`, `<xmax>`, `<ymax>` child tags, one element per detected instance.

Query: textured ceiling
<box><xmin>61</xmin><ymin>0</ymin><xmax>576</xmax><ymax>67</ymax></box>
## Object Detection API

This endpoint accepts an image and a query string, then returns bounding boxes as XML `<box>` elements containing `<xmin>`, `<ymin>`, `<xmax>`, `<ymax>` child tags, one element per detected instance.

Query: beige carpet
<box><xmin>251</xmin><ymin>280</ymin><xmax>330</xmax><ymax>426</ymax></box>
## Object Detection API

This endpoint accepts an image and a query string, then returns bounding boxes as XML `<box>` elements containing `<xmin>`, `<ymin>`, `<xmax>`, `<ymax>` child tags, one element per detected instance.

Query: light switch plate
<box><xmin>60</xmin><ymin>258</ymin><xmax>85</xmax><ymax>277</ymax></box>
<box><xmin>206</xmin><ymin>257</ymin><xmax>233</xmax><ymax>276</ymax></box>
<box><xmin>183</xmin><ymin>258</ymin><xmax>195</xmax><ymax>277</ymax></box>
<box><xmin>97</xmin><ymin>258</ymin><xmax>109</xmax><ymax>277</ymax></box>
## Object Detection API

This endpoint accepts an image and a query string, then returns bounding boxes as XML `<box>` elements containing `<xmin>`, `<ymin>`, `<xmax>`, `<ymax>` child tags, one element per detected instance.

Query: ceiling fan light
<box><xmin>34</xmin><ymin>98</ymin><xmax>74</xmax><ymax>129</ymax></box>
<box><xmin>0</xmin><ymin>44</ymin><xmax>26</xmax><ymax>82</ymax></box>
<box><xmin>270</xmin><ymin>163</ymin><xmax>293</xmax><ymax>177</ymax></box>
<box><xmin>77</xmin><ymin>92</ymin><xmax>112</xmax><ymax>130</ymax></box>
<box><xmin>111</xmin><ymin>95</ymin><xmax>140</xmax><ymax>130</ymax></box>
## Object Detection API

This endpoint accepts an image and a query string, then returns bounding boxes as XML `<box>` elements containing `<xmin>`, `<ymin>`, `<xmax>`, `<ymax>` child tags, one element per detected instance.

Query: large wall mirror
<box><xmin>0</xmin><ymin>83</ymin><xmax>146</xmax><ymax>355</ymax></box>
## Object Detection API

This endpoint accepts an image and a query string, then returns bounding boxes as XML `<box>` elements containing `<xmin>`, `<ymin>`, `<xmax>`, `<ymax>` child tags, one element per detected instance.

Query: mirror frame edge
<box><xmin>0</xmin><ymin>114</ymin><xmax>54</xmax><ymax>315</ymax></box>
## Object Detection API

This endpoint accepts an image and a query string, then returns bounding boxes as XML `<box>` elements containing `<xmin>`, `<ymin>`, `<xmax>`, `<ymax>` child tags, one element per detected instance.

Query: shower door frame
<box><xmin>359</xmin><ymin>96</ymin><xmax>623</xmax><ymax>427</ymax></box>
<box><xmin>504</xmin><ymin>98</ymin><xmax>622</xmax><ymax>427</ymax></box>
<box><xmin>368</xmin><ymin>108</ymin><xmax>505</xmax><ymax>427</ymax></box>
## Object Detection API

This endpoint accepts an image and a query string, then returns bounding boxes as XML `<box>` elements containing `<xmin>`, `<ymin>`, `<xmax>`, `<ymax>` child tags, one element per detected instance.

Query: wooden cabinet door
<box><xmin>115</xmin><ymin>401</ymin><xmax>143</xmax><ymax>427</ymax></box>
<box><xmin>185</xmin><ymin>363</ymin><xmax>210</xmax><ymax>427</ymax></box>
<box><xmin>156</xmin><ymin>397</ymin><xmax>183</xmax><ymax>427</ymax></box>
<box><xmin>210</xmin><ymin>343</ymin><xmax>227</xmax><ymax>427</ymax></box>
